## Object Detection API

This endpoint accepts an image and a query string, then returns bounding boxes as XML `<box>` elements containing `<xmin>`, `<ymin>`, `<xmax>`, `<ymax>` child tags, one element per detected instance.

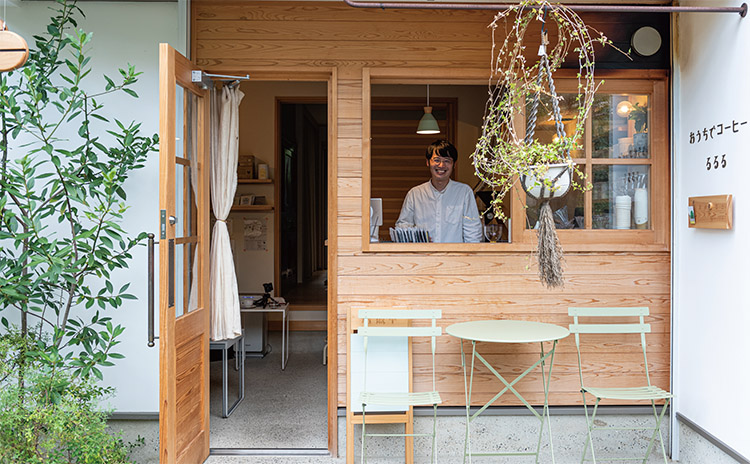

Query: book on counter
<box><xmin>388</xmin><ymin>227</ymin><xmax>430</xmax><ymax>243</ymax></box>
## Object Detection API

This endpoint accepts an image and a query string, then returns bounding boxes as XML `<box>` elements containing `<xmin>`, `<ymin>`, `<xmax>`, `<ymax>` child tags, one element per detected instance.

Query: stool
<box><xmin>209</xmin><ymin>330</ymin><xmax>245</xmax><ymax>418</ymax></box>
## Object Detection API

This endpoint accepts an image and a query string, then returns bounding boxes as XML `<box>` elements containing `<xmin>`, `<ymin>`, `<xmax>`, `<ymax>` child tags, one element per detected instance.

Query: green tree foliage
<box><xmin>0</xmin><ymin>0</ymin><xmax>156</xmax><ymax>460</ymax></box>
<box><xmin>0</xmin><ymin>331</ymin><xmax>142</xmax><ymax>464</ymax></box>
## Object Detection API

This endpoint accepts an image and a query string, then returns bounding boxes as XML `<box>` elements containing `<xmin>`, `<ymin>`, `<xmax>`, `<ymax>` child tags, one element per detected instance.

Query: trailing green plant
<box><xmin>471</xmin><ymin>0</ymin><xmax>620</xmax><ymax>220</ymax></box>
<box><xmin>0</xmin><ymin>0</ymin><xmax>156</xmax><ymax>458</ymax></box>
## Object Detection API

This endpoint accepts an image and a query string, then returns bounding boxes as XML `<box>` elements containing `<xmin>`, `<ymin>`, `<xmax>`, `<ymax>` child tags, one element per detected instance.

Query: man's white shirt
<box><xmin>396</xmin><ymin>179</ymin><xmax>482</xmax><ymax>243</ymax></box>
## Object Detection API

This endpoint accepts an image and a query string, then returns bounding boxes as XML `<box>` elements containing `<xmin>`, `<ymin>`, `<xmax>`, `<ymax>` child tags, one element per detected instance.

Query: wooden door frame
<box><xmin>204</xmin><ymin>69</ymin><xmax>339</xmax><ymax>456</ymax></box>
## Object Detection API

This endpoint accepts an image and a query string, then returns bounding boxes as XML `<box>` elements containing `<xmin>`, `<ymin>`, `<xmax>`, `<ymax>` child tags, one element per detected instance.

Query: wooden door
<box><xmin>158</xmin><ymin>43</ymin><xmax>211</xmax><ymax>464</ymax></box>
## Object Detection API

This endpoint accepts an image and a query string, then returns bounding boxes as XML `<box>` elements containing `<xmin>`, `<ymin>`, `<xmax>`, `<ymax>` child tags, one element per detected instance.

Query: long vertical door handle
<box><xmin>147</xmin><ymin>233</ymin><xmax>157</xmax><ymax>347</ymax></box>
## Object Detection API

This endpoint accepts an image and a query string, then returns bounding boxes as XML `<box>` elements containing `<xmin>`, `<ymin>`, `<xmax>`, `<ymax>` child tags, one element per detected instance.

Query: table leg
<box><xmin>281</xmin><ymin>308</ymin><xmax>288</xmax><ymax>370</ymax></box>
<box><xmin>459</xmin><ymin>341</ymin><xmax>470</xmax><ymax>464</ymax></box>
<box><xmin>536</xmin><ymin>340</ymin><xmax>558</xmax><ymax>464</ymax></box>
<box><xmin>285</xmin><ymin>308</ymin><xmax>289</xmax><ymax>367</ymax></box>
<box><xmin>238</xmin><ymin>334</ymin><xmax>245</xmax><ymax>410</ymax></box>
<box><xmin>221</xmin><ymin>346</ymin><xmax>228</xmax><ymax>418</ymax></box>
<box><xmin>463</xmin><ymin>342</ymin><xmax>558</xmax><ymax>461</ymax></box>
<box><xmin>459</xmin><ymin>341</ymin><xmax>479</xmax><ymax>463</ymax></box>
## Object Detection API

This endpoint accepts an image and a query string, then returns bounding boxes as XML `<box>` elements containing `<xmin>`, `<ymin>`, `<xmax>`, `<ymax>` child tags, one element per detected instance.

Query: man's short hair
<box><xmin>426</xmin><ymin>139</ymin><xmax>458</xmax><ymax>163</ymax></box>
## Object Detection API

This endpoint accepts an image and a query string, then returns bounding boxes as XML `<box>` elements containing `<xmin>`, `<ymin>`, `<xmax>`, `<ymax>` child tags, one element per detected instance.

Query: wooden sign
<box><xmin>688</xmin><ymin>194</ymin><xmax>733</xmax><ymax>229</ymax></box>
<box><xmin>0</xmin><ymin>20</ymin><xmax>29</xmax><ymax>72</ymax></box>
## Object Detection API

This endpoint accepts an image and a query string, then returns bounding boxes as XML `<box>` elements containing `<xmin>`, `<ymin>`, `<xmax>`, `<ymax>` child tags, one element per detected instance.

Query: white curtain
<box><xmin>210</xmin><ymin>86</ymin><xmax>244</xmax><ymax>340</ymax></box>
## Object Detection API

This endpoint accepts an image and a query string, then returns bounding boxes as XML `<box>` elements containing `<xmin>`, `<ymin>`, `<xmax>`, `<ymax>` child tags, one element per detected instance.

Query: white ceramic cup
<box><xmin>615</xmin><ymin>195</ymin><xmax>632</xmax><ymax>229</ymax></box>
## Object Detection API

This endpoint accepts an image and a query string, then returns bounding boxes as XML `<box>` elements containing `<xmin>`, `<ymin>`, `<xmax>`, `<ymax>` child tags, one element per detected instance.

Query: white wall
<box><xmin>13</xmin><ymin>2</ymin><xmax>183</xmax><ymax>413</ymax></box>
<box><xmin>673</xmin><ymin>1</ymin><xmax>750</xmax><ymax>459</ymax></box>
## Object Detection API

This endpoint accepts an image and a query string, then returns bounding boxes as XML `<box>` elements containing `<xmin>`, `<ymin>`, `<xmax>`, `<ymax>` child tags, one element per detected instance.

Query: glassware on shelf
<box><xmin>485</xmin><ymin>223</ymin><xmax>501</xmax><ymax>242</ymax></box>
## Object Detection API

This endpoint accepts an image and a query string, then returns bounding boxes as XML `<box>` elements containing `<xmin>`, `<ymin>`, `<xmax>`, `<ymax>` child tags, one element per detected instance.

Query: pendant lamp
<box><xmin>416</xmin><ymin>84</ymin><xmax>440</xmax><ymax>134</ymax></box>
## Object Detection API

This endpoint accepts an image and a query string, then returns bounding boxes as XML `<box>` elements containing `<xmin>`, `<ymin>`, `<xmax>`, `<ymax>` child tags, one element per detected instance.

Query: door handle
<box><xmin>147</xmin><ymin>233</ymin><xmax>158</xmax><ymax>348</ymax></box>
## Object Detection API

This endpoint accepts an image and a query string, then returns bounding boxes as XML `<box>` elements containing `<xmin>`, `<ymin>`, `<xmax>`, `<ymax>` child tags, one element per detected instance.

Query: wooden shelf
<box><xmin>238</xmin><ymin>179</ymin><xmax>273</xmax><ymax>184</ymax></box>
<box><xmin>231</xmin><ymin>205</ymin><xmax>274</xmax><ymax>212</ymax></box>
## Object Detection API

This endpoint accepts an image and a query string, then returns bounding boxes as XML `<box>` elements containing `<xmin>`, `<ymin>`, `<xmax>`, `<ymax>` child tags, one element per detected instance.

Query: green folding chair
<box><xmin>357</xmin><ymin>309</ymin><xmax>442</xmax><ymax>464</ymax></box>
<box><xmin>568</xmin><ymin>307</ymin><xmax>673</xmax><ymax>464</ymax></box>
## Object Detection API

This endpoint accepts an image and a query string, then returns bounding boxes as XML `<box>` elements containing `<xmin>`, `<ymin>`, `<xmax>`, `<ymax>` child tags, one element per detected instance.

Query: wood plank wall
<box><xmin>193</xmin><ymin>1</ymin><xmax>671</xmax><ymax>407</ymax></box>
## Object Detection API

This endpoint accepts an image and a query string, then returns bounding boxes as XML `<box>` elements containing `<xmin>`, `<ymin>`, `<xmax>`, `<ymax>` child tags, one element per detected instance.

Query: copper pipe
<box><xmin>343</xmin><ymin>0</ymin><xmax>747</xmax><ymax>17</ymax></box>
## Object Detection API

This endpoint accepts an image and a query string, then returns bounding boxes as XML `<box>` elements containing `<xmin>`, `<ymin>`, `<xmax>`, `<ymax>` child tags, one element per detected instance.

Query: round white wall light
<box><xmin>631</xmin><ymin>26</ymin><xmax>662</xmax><ymax>57</ymax></box>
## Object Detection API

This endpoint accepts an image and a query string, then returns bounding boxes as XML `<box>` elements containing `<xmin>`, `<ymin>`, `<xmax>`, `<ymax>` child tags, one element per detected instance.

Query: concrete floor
<box><xmin>114</xmin><ymin>411</ymin><xmax>741</xmax><ymax>464</ymax></box>
<box><xmin>108</xmin><ymin>330</ymin><xmax>743</xmax><ymax>463</ymax></box>
<box><xmin>209</xmin><ymin>330</ymin><xmax>328</xmax><ymax>449</ymax></box>
<box><xmin>205</xmin><ymin>415</ymin><xmax>743</xmax><ymax>463</ymax></box>
<box><xmin>205</xmin><ymin>414</ymin><xmax>742</xmax><ymax>463</ymax></box>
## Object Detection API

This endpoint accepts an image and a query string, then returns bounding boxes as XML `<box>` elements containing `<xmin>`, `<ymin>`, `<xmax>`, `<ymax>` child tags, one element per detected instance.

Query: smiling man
<box><xmin>395</xmin><ymin>139</ymin><xmax>482</xmax><ymax>243</ymax></box>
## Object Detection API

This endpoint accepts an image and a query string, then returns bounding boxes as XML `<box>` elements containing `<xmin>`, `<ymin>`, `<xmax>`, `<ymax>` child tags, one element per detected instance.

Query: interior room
<box><xmin>369</xmin><ymin>83</ymin><xmax>514</xmax><ymax>242</ymax></box>
<box><xmin>208</xmin><ymin>80</ymin><xmax>329</xmax><ymax>450</ymax></box>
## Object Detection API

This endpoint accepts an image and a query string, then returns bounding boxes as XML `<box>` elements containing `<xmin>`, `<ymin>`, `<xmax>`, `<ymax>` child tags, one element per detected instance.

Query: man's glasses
<box><xmin>430</xmin><ymin>156</ymin><xmax>454</xmax><ymax>166</ymax></box>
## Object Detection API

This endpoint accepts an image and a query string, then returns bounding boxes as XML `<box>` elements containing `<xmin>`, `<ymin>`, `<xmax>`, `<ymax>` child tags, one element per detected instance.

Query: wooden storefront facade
<box><xmin>191</xmin><ymin>1</ymin><xmax>671</xmax><ymax>455</ymax></box>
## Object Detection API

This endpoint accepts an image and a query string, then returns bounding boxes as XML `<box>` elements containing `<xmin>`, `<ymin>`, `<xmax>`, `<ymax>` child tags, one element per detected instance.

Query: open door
<box><xmin>158</xmin><ymin>43</ymin><xmax>211</xmax><ymax>464</ymax></box>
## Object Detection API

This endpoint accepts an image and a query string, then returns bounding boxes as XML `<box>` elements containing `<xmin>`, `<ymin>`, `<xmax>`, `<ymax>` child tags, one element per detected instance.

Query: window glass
<box><xmin>526</xmin><ymin>168</ymin><xmax>585</xmax><ymax>230</ymax></box>
<box><xmin>526</xmin><ymin>92</ymin><xmax>584</xmax><ymax>158</ymax></box>
<box><xmin>592</xmin><ymin>165</ymin><xmax>651</xmax><ymax>229</ymax></box>
<box><xmin>592</xmin><ymin>94</ymin><xmax>650</xmax><ymax>159</ymax></box>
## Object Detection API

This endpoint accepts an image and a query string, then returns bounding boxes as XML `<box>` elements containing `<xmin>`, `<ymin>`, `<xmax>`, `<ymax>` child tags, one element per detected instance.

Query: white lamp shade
<box><xmin>417</xmin><ymin>106</ymin><xmax>440</xmax><ymax>134</ymax></box>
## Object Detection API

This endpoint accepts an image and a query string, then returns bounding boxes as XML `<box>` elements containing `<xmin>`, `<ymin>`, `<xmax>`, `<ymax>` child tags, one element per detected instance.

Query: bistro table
<box><xmin>446</xmin><ymin>320</ymin><xmax>570</xmax><ymax>463</ymax></box>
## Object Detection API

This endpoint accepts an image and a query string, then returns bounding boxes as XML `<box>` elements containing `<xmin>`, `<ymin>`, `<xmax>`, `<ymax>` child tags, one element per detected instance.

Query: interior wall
<box><xmin>673</xmin><ymin>1</ymin><xmax>749</xmax><ymax>459</ymax></box>
<box><xmin>11</xmin><ymin>2</ymin><xmax>183</xmax><ymax>413</ymax></box>
<box><xmin>234</xmin><ymin>81</ymin><xmax>327</xmax><ymax>323</ymax></box>
<box><xmin>371</xmin><ymin>84</ymin><xmax>486</xmax><ymax>188</ymax></box>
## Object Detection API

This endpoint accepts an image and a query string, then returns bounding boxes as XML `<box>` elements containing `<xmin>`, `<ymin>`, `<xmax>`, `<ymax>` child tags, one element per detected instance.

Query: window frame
<box><xmin>362</xmin><ymin>67</ymin><xmax>670</xmax><ymax>253</ymax></box>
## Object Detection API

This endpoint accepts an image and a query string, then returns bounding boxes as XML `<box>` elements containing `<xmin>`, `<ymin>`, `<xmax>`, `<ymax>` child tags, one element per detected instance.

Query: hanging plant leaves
<box><xmin>471</xmin><ymin>0</ymin><xmax>619</xmax><ymax>218</ymax></box>
<box><xmin>471</xmin><ymin>0</ymin><xmax>627</xmax><ymax>289</ymax></box>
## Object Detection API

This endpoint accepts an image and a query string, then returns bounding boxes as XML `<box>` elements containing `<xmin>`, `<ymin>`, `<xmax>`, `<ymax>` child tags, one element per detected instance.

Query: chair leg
<box><xmin>580</xmin><ymin>392</ymin><xmax>599</xmax><ymax>464</ymax></box>
<box><xmin>405</xmin><ymin>410</ymin><xmax>414</xmax><ymax>464</ymax></box>
<box><xmin>361</xmin><ymin>406</ymin><xmax>367</xmax><ymax>464</ymax></box>
<box><xmin>432</xmin><ymin>404</ymin><xmax>439</xmax><ymax>464</ymax></box>
<box><xmin>643</xmin><ymin>399</ymin><xmax>671</xmax><ymax>464</ymax></box>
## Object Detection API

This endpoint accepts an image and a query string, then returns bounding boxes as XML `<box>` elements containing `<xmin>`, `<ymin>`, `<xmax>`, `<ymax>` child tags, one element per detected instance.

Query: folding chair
<box><xmin>353</xmin><ymin>309</ymin><xmax>442</xmax><ymax>464</ymax></box>
<box><xmin>568</xmin><ymin>307</ymin><xmax>673</xmax><ymax>464</ymax></box>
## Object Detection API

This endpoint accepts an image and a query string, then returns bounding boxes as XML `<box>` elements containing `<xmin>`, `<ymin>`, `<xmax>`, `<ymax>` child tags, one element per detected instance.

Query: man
<box><xmin>395</xmin><ymin>139</ymin><xmax>482</xmax><ymax>243</ymax></box>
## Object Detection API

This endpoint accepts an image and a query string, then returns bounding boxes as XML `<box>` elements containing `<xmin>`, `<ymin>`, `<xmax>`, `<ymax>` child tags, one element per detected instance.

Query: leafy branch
<box><xmin>0</xmin><ymin>0</ymin><xmax>157</xmax><ymax>387</ymax></box>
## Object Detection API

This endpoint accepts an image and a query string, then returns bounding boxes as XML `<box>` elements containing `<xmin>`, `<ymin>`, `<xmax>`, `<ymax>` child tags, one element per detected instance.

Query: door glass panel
<box><xmin>174</xmin><ymin>242</ymin><xmax>185</xmax><ymax>317</ymax></box>
<box><xmin>526</xmin><ymin>168</ymin><xmax>585</xmax><ymax>230</ymax></box>
<box><xmin>175</xmin><ymin>83</ymin><xmax>184</xmax><ymax>159</ymax></box>
<box><xmin>174</xmin><ymin>89</ymin><xmax>198</xmax><ymax>240</ymax></box>
<box><xmin>175</xmin><ymin>163</ymin><xmax>185</xmax><ymax>239</ymax></box>
<box><xmin>185</xmin><ymin>242</ymin><xmax>196</xmax><ymax>314</ymax></box>
<box><xmin>592</xmin><ymin>165</ymin><xmax>651</xmax><ymax>229</ymax></box>
<box><xmin>174</xmin><ymin>242</ymin><xmax>199</xmax><ymax>317</ymax></box>
<box><xmin>592</xmin><ymin>94</ymin><xmax>650</xmax><ymax>159</ymax></box>
<box><xmin>526</xmin><ymin>92</ymin><xmax>584</xmax><ymax>158</ymax></box>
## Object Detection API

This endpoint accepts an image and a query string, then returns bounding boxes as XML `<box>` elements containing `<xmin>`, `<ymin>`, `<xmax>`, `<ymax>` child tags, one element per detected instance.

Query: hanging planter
<box><xmin>472</xmin><ymin>0</ymin><xmax>623</xmax><ymax>288</ymax></box>
<box><xmin>521</xmin><ymin>162</ymin><xmax>572</xmax><ymax>200</ymax></box>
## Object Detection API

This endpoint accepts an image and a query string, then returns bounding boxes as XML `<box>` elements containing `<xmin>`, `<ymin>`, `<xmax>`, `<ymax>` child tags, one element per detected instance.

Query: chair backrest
<box><xmin>357</xmin><ymin>309</ymin><xmax>442</xmax><ymax>402</ymax></box>
<box><xmin>568</xmin><ymin>307</ymin><xmax>653</xmax><ymax>387</ymax></box>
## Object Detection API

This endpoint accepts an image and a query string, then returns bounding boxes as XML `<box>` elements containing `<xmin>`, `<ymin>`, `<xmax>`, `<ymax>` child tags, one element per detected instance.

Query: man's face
<box><xmin>427</xmin><ymin>153</ymin><xmax>454</xmax><ymax>183</ymax></box>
